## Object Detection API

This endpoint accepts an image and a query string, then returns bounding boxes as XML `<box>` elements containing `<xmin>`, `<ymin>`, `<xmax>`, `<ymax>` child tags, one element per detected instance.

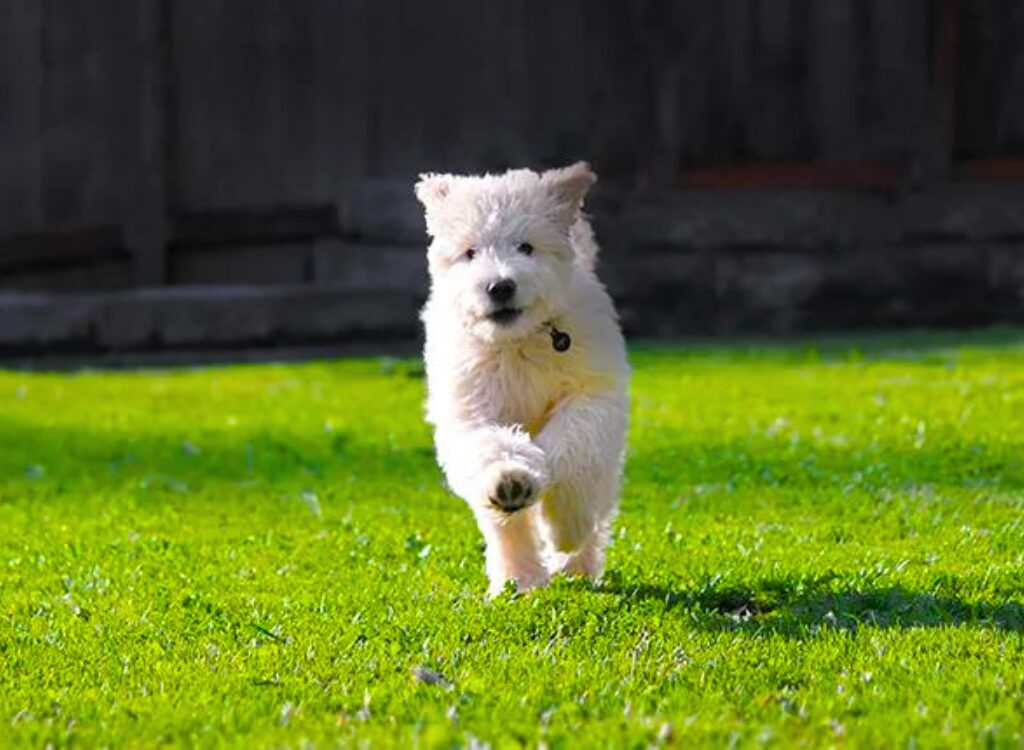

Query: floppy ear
<box><xmin>414</xmin><ymin>173</ymin><xmax>453</xmax><ymax>212</ymax></box>
<box><xmin>541</xmin><ymin>161</ymin><xmax>597</xmax><ymax>225</ymax></box>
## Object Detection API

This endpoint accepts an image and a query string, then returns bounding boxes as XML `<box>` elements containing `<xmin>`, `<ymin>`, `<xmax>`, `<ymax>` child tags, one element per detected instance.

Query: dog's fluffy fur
<box><xmin>415</xmin><ymin>162</ymin><xmax>629</xmax><ymax>596</ymax></box>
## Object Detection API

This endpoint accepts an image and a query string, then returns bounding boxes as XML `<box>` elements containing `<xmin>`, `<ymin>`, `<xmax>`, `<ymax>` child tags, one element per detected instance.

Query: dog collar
<box><xmin>544</xmin><ymin>321</ymin><xmax>572</xmax><ymax>352</ymax></box>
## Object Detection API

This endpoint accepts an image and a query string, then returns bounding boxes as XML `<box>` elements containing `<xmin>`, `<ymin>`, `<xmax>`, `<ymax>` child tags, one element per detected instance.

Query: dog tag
<box><xmin>550</xmin><ymin>328</ymin><xmax>571</xmax><ymax>353</ymax></box>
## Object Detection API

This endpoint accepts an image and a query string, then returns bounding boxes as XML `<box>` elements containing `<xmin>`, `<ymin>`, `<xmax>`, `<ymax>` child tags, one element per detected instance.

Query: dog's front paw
<box><xmin>484</xmin><ymin>461</ymin><xmax>544</xmax><ymax>513</ymax></box>
<box><xmin>487</xmin><ymin>566</ymin><xmax>549</xmax><ymax>598</ymax></box>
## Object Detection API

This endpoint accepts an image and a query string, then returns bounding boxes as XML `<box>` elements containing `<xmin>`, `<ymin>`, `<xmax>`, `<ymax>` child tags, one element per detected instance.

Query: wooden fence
<box><xmin>1</xmin><ymin>0</ymin><xmax>1023</xmax><ymax>353</ymax></box>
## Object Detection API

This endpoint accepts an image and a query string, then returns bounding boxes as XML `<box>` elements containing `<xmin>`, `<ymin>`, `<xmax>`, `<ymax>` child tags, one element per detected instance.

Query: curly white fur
<box><xmin>416</xmin><ymin>162</ymin><xmax>629</xmax><ymax>596</ymax></box>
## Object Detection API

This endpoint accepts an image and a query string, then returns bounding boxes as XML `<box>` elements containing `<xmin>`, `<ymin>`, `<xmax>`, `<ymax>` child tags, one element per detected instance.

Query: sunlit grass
<box><xmin>2</xmin><ymin>330</ymin><xmax>1023</xmax><ymax>747</ymax></box>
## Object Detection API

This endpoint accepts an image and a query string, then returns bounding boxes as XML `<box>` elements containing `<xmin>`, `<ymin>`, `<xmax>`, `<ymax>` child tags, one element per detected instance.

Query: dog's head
<box><xmin>415</xmin><ymin>162</ymin><xmax>596</xmax><ymax>342</ymax></box>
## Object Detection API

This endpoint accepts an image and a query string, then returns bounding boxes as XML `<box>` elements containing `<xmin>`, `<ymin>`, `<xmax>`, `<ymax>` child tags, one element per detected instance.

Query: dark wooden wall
<box><xmin>1</xmin><ymin>0</ymin><xmax>1023</xmax><ymax>353</ymax></box>
<box><xmin>956</xmin><ymin>0</ymin><xmax>1024</xmax><ymax>159</ymax></box>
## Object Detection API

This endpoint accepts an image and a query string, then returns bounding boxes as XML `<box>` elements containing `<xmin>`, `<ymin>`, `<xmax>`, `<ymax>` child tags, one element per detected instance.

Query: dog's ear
<box><xmin>414</xmin><ymin>173</ymin><xmax>453</xmax><ymax>213</ymax></box>
<box><xmin>541</xmin><ymin>162</ymin><xmax>597</xmax><ymax>225</ymax></box>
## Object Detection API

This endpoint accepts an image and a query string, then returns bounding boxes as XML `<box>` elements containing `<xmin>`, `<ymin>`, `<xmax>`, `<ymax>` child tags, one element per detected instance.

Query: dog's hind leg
<box><xmin>548</xmin><ymin>520</ymin><xmax>611</xmax><ymax>579</ymax></box>
<box><xmin>541</xmin><ymin>474</ymin><xmax>617</xmax><ymax>580</ymax></box>
<box><xmin>534</xmin><ymin>392</ymin><xmax>627</xmax><ymax>581</ymax></box>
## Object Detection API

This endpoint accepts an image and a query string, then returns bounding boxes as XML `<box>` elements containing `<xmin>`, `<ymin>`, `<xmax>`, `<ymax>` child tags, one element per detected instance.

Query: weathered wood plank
<box><xmin>172</xmin><ymin>205</ymin><xmax>339</xmax><ymax>247</ymax></box>
<box><xmin>956</xmin><ymin>0</ymin><xmax>1024</xmax><ymax>158</ymax></box>
<box><xmin>310</xmin><ymin>0</ymin><xmax>371</xmax><ymax>198</ymax></box>
<box><xmin>171</xmin><ymin>0</ymin><xmax>252</xmax><ymax>209</ymax></box>
<box><xmin>40</xmin><ymin>0</ymin><xmax>95</xmax><ymax>226</ymax></box>
<box><xmin>0</xmin><ymin>226</ymin><xmax>125</xmax><ymax>272</ymax></box>
<box><xmin>127</xmin><ymin>0</ymin><xmax>171</xmax><ymax>285</ymax></box>
<box><xmin>869</xmin><ymin>0</ymin><xmax>929</xmax><ymax>165</ymax></box>
<box><xmin>0</xmin><ymin>0</ymin><xmax>43</xmax><ymax>234</ymax></box>
<box><xmin>3</xmin><ymin>258</ymin><xmax>132</xmax><ymax>292</ymax></box>
<box><xmin>171</xmin><ymin>243</ymin><xmax>312</xmax><ymax>285</ymax></box>
<box><xmin>807</xmin><ymin>1</ymin><xmax>859</xmax><ymax>158</ymax></box>
<box><xmin>312</xmin><ymin>240</ymin><xmax>427</xmax><ymax>293</ymax></box>
<box><xmin>0</xmin><ymin>285</ymin><xmax>423</xmax><ymax>352</ymax></box>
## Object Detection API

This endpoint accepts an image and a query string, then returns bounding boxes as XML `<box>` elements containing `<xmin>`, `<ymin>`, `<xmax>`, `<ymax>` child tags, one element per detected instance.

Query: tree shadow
<box><xmin>0</xmin><ymin>414</ymin><xmax>436</xmax><ymax>494</ymax></box>
<box><xmin>631</xmin><ymin>326</ymin><xmax>1024</xmax><ymax>363</ymax></box>
<box><xmin>598</xmin><ymin>575</ymin><xmax>1024</xmax><ymax>636</ymax></box>
<box><xmin>5</xmin><ymin>411</ymin><xmax>1020</xmax><ymax>495</ymax></box>
<box><xmin>628</xmin><ymin>436</ymin><xmax>1024</xmax><ymax>492</ymax></box>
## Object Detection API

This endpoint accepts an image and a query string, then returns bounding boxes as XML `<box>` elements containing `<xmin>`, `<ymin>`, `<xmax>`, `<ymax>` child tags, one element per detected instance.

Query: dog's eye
<box><xmin>518</xmin><ymin>242</ymin><xmax>534</xmax><ymax>256</ymax></box>
<box><xmin>463</xmin><ymin>248</ymin><xmax>476</xmax><ymax>262</ymax></box>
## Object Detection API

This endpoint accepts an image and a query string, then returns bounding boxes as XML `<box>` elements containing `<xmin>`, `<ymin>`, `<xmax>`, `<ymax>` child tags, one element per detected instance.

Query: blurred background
<box><xmin>1</xmin><ymin>0</ymin><xmax>1023</xmax><ymax>361</ymax></box>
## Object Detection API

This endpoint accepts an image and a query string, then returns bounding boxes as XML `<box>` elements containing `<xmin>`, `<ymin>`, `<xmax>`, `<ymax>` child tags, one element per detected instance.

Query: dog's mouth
<box><xmin>486</xmin><ymin>307</ymin><xmax>523</xmax><ymax>326</ymax></box>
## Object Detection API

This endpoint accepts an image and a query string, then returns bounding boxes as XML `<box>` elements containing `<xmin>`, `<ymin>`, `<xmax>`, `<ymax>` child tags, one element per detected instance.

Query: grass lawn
<box><xmin>2</xmin><ymin>330</ymin><xmax>1024</xmax><ymax>748</ymax></box>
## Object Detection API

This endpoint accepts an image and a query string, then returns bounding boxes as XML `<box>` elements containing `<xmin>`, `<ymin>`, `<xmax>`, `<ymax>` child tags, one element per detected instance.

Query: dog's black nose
<box><xmin>486</xmin><ymin>279</ymin><xmax>517</xmax><ymax>304</ymax></box>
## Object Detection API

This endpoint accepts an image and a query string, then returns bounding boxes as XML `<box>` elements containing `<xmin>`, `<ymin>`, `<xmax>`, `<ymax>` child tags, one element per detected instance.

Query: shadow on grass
<box><xmin>630</xmin><ymin>437</ymin><xmax>1024</xmax><ymax>493</ymax></box>
<box><xmin>631</xmin><ymin>326</ymin><xmax>1024</xmax><ymax>363</ymax></box>
<box><xmin>4</xmin><ymin>412</ymin><xmax>1024</xmax><ymax>495</ymax></box>
<box><xmin>0</xmin><ymin>416</ymin><xmax>437</xmax><ymax>493</ymax></box>
<box><xmin>598</xmin><ymin>577</ymin><xmax>1024</xmax><ymax>635</ymax></box>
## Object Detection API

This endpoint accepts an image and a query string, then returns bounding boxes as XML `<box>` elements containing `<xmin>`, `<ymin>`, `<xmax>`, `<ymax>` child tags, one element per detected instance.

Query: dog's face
<box><xmin>416</xmin><ymin>163</ymin><xmax>595</xmax><ymax>342</ymax></box>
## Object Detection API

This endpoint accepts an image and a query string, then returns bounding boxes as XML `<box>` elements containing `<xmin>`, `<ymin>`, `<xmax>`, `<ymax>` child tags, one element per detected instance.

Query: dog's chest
<box><xmin>470</xmin><ymin>348</ymin><xmax>576</xmax><ymax>434</ymax></box>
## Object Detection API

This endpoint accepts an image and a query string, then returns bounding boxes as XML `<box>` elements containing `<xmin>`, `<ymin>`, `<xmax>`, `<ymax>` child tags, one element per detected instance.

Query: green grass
<box><xmin>2</xmin><ymin>330</ymin><xmax>1024</xmax><ymax>748</ymax></box>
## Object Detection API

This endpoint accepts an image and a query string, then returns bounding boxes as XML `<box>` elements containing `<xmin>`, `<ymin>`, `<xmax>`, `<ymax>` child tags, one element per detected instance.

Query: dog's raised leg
<box><xmin>434</xmin><ymin>423</ymin><xmax>550</xmax><ymax>595</ymax></box>
<box><xmin>534</xmin><ymin>394</ymin><xmax>627</xmax><ymax>581</ymax></box>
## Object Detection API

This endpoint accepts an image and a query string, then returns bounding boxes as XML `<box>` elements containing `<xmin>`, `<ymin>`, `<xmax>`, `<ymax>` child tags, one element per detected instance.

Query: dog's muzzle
<box><xmin>486</xmin><ymin>307</ymin><xmax>523</xmax><ymax>326</ymax></box>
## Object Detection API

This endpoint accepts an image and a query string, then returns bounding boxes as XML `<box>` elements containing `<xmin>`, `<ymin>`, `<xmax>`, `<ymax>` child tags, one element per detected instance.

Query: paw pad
<box><xmin>490</xmin><ymin>474</ymin><xmax>535</xmax><ymax>511</ymax></box>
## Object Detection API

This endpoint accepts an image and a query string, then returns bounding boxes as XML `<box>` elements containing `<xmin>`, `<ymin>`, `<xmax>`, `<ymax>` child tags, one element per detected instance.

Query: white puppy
<box><xmin>415</xmin><ymin>162</ymin><xmax>629</xmax><ymax>596</ymax></box>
